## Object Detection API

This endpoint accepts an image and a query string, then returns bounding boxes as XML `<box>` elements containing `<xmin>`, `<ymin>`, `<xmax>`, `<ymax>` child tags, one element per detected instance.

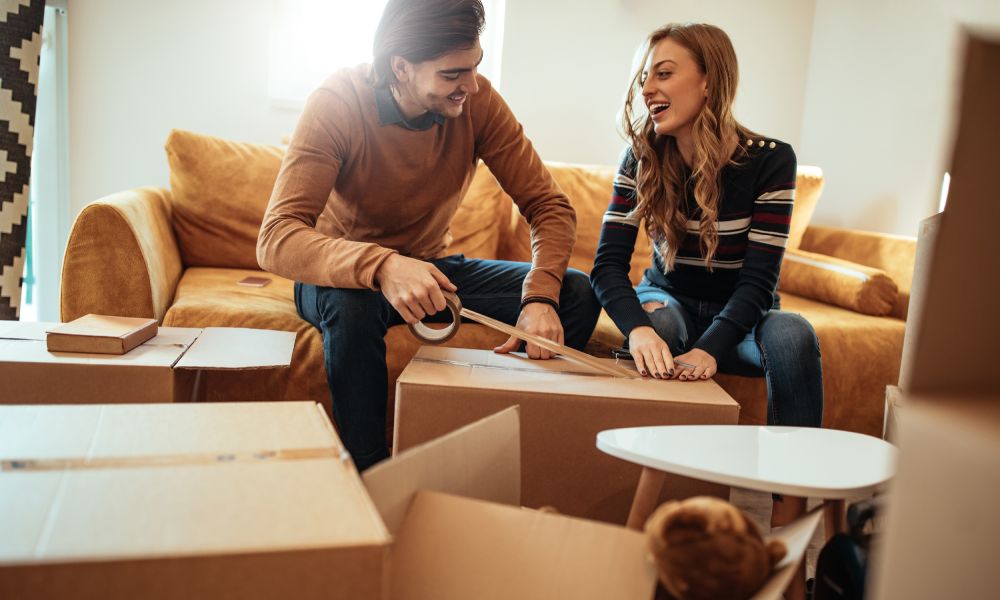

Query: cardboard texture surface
<box><xmin>0</xmin><ymin>323</ymin><xmax>293</xmax><ymax>404</ymax></box>
<box><xmin>364</xmin><ymin>406</ymin><xmax>521</xmax><ymax>535</ymax></box>
<box><xmin>45</xmin><ymin>314</ymin><xmax>158</xmax><ymax>355</ymax></box>
<box><xmin>750</xmin><ymin>508</ymin><xmax>823</xmax><ymax>600</ymax></box>
<box><xmin>390</xmin><ymin>490</ymin><xmax>655</xmax><ymax>600</ymax></box>
<box><xmin>907</xmin><ymin>36</ymin><xmax>1000</xmax><ymax>396</ymax></box>
<box><xmin>2</xmin><ymin>404</ymin><xmax>664</xmax><ymax>600</ymax></box>
<box><xmin>394</xmin><ymin>347</ymin><xmax>739</xmax><ymax>523</ymax></box>
<box><xmin>0</xmin><ymin>402</ymin><xmax>388</xmax><ymax>600</ymax></box>
<box><xmin>869</xmin><ymin>398</ymin><xmax>1000</xmax><ymax>599</ymax></box>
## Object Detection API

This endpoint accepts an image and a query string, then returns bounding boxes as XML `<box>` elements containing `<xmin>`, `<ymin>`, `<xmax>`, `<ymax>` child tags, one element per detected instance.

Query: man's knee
<box><xmin>561</xmin><ymin>269</ymin><xmax>601</xmax><ymax>316</ymax></box>
<box><xmin>315</xmin><ymin>287</ymin><xmax>388</xmax><ymax>334</ymax></box>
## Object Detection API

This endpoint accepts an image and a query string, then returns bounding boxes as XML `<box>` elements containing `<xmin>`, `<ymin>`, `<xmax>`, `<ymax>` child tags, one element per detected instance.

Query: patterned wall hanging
<box><xmin>0</xmin><ymin>0</ymin><xmax>44</xmax><ymax>320</ymax></box>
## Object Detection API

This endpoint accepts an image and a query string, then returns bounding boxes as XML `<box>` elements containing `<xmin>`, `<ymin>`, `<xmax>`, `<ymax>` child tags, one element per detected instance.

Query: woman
<box><xmin>592</xmin><ymin>25</ymin><xmax>823</xmax><ymax>440</ymax></box>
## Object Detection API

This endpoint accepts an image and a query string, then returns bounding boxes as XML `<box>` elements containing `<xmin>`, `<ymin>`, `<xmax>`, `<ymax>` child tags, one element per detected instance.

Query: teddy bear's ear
<box><xmin>644</xmin><ymin>500</ymin><xmax>680</xmax><ymax>537</ymax></box>
<box><xmin>766</xmin><ymin>539</ymin><xmax>788</xmax><ymax>567</ymax></box>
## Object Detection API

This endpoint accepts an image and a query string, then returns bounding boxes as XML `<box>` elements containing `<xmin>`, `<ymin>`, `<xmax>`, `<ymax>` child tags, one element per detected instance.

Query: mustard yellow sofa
<box><xmin>61</xmin><ymin>130</ymin><xmax>916</xmax><ymax>437</ymax></box>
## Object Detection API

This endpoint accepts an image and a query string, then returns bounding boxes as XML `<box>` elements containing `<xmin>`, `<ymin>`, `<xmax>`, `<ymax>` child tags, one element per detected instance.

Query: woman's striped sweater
<box><xmin>591</xmin><ymin>138</ymin><xmax>797</xmax><ymax>359</ymax></box>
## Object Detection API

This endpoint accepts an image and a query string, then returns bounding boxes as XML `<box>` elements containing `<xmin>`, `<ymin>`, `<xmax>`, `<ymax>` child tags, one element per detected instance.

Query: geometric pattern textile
<box><xmin>0</xmin><ymin>0</ymin><xmax>43</xmax><ymax>320</ymax></box>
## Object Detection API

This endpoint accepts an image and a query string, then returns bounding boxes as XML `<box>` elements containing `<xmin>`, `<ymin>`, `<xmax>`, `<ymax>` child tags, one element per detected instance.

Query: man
<box><xmin>257</xmin><ymin>0</ymin><xmax>600</xmax><ymax>470</ymax></box>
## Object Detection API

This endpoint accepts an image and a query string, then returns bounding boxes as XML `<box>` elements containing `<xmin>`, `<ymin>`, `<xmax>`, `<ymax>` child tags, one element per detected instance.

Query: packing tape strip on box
<box><xmin>408</xmin><ymin>292</ymin><xmax>641</xmax><ymax>379</ymax></box>
<box><xmin>2</xmin><ymin>447</ymin><xmax>343</xmax><ymax>472</ymax></box>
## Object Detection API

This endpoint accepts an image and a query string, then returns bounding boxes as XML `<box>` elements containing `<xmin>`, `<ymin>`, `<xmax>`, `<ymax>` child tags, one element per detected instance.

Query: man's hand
<box><xmin>627</xmin><ymin>326</ymin><xmax>675</xmax><ymax>378</ymax></box>
<box><xmin>672</xmin><ymin>348</ymin><xmax>717</xmax><ymax>381</ymax></box>
<box><xmin>375</xmin><ymin>254</ymin><xmax>457</xmax><ymax>324</ymax></box>
<box><xmin>494</xmin><ymin>302</ymin><xmax>564</xmax><ymax>359</ymax></box>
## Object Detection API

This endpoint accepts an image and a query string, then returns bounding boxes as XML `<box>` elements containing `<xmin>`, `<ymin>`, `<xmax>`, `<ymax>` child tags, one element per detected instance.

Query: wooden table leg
<box><xmin>626</xmin><ymin>467</ymin><xmax>666</xmax><ymax>530</ymax></box>
<box><xmin>772</xmin><ymin>495</ymin><xmax>808</xmax><ymax>600</ymax></box>
<box><xmin>824</xmin><ymin>499</ymin><xmax>847</xmax><ymax>541</ymax></box>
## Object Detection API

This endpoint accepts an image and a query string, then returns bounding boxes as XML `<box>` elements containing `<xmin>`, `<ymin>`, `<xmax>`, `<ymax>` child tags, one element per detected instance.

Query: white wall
<box><xmin>499</xmin><ymin>0</ymin><xmax>817</xmax><ymax>167</ymax></box>
<box><xmin>67</xmin><ymin>0</ymin><xmax>301</xmax><ymax>217</ymax></box>
<box><xmin>798</xmin><ymin>0</ymin><xmax>1000</xmax><ymax>237</ymax></box>
<box><xmin>67</xmin><ymin>0</ymin><xmax>816</xmax><ymax>217</ymax></box>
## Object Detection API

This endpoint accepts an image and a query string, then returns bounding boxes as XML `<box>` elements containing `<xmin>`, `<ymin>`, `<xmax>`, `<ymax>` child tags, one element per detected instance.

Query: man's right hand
<box><xmin>374</xmin><ymin>254</ymin><xmax>457</xmax><ymax>324</ymax></box>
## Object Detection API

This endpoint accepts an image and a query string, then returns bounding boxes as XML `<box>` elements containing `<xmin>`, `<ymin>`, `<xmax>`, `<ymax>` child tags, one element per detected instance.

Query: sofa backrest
<box><xmin>472</xmin><ymin>162</ymin><xmax>824</xmax><ymax>284</ymax></box>
<box><xmin>163</xmin><ymin>129</ymin><xmax>822</xmax><ymax>283</ymax></box>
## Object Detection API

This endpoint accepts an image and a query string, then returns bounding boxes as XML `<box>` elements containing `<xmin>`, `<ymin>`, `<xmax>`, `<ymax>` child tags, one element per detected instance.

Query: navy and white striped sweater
<box><xmin>591</xmin><ymin>139</ymin><xmax>797</xmax><ymax>359</ymax></box>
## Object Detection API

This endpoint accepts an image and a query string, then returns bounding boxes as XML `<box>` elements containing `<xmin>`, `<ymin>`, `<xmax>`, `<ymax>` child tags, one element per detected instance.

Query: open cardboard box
<box><xmin>0</xmin><ymin>321</ymin><xmax>294</xmax><ymax>404</ymax></box>
<box><xmin>0</xmin><ymin>401</ymin><xmax>819</xmax><ymax>599</ymax></box>
<box><xmin>393</xmin><ymin>346</ymin><xmax>740</xmax><ymax>523</ymax></box>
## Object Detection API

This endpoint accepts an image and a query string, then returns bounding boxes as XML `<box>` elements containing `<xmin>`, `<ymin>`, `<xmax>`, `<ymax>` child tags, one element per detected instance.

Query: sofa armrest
<box><xmin>61</xmin><ymin>187</ymin><xmax>183</xmax><ymax>322</ymax></box>
<box><xmin>799</xmin><ymin>225</ymin><xmax>917</xmax><ymax>320</ymax></box>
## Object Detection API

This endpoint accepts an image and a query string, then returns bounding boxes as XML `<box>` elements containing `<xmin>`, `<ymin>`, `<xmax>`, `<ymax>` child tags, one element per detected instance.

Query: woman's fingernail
<box><xmin>640</xmin><ymin>370</ymin><xmax>647</xmax><ymax>376</ymax></box>
<box><xmin>668</xmin><ymin>369</ymin><xmax>674</xmax><ymax>376</ymax></box>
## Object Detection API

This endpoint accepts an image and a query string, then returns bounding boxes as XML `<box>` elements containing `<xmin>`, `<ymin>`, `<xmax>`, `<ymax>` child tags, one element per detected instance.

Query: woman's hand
<box><xmin>672</xmin><ymin>348</ymin><xmax>717</xmax><ymax>380</ymax></box>
<box><xmin>627</xmin><ymin>326</ymin><xmax>675</xmax><ymax>379</ymax></box>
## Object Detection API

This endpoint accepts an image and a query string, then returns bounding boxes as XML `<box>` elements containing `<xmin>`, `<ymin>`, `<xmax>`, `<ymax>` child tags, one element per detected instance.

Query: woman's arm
<box><xmin>691</xmin><ymin>143</ymin><xmax>798</xmax><ymax>360</ymax></box>
<box><xmin>591</xmin><ymin>149</ymin><xmax>653</xmax><ymax>336</ymax></box>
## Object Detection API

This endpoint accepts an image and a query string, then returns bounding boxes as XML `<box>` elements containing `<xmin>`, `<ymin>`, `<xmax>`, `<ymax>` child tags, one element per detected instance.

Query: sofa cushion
<box><xmin>444</xmin><ymin>162</ymin><xmax>512</xmax><ymax>259</ymax></box>
<box><xmin>779</xmin><ymin>249</ymin><xmax>899</xmax><ymax>316</ymax></box>
<box><xmin>499</xmin><ymin>162</ymin><xmax>654</xmax><ymax>284</ymax></box>
<box><xmin>166</xmin><ymin>130</ymin><xmax>283</xmax><ymax>269</ymax></box>
<box><xmin>787</xmin><ymin>166</ymin><xmax>824</xmax><ymax>250</ymax></box>
<box><xmin>162</xmin><ymin>267</ymin><xmax>328</xmax><ymax>405</ymax></box>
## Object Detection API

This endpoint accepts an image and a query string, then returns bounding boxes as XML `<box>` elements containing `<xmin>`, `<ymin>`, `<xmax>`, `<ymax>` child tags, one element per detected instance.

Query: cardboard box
<box><xmin>0</xmin><ymin>401</ymin><xmax>818</xmax><ymax>600</ymax></box>
<box><xmin>0</xmin><ymin>322</ymin><xmax>294</xmax><ymax>404</ymax></box>
<box><xmin>0</xmin><ymin>401</ymin><xmax>388</xmax><ymax>600</ymax></box>
<box><xmin>0</xmin><ymin>402</ymin><xmax>660</xmax><ymax>599</ymax></box>
<box><xmin>366</xmin><ymin>404</ymin><xmax>820</xmax><ymax>600</ymax></box>
<box><xmin>45</xmin><ymin>314</ymin><xmax>158</xmax><ymax>355</ymax></box>
<box><xmin>393</xmin><ymin>346</ymin><xmax>741</xmax><ymax>524</ymax></box>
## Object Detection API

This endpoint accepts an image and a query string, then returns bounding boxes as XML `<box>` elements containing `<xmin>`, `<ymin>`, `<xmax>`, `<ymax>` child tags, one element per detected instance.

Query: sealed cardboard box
<box><xmin>0</xmin><ymin>321</ymin><xmax>294</xmax><ymax>404</ymax></box>
<box><xmin>0</xmin><ymin>401</ymin><xmax>388</xmax><ymax>600</ymax></box>
<box><xmin>393</xmin><ymin>346</ymin><xmax>741</xmax><ymax>524</ymax></box>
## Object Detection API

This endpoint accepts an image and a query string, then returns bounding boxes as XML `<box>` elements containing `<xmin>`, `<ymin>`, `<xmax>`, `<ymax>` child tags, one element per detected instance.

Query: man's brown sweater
<box><xmin>257</xmin><ymin>64</ymin><xmax>576</xmax><ymax>305</ymax></box>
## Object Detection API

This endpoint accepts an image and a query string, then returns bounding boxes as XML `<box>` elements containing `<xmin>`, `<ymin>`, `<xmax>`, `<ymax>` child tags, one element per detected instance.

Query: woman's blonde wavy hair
<box><xmin>622</xmin><ymin>23</ymin><xmax>756</xmax><ymax>271</ymax></box>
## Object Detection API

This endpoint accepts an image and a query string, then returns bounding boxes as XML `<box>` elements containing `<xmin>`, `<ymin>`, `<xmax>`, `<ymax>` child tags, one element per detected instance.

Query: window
<box><xmin>268</xmin><ymin>0</ymin><xmax>505</xmax><ymax>108</ymax></box>
<box><xmin>20</xmin><ymin>1</ymin><xmax>69</xmax><ymax>322</ymax></box>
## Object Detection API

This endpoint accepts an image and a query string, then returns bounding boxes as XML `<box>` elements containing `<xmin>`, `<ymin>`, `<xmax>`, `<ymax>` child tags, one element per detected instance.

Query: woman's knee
<box><xmin>646</xmin><ymin>305</ymin><xmax>689</xmax><ymax>353</ymax></box>
<box><xmin>759</xmin><ymin>312</ymin><xmax>820</xmax><ymax>357</ymax></box>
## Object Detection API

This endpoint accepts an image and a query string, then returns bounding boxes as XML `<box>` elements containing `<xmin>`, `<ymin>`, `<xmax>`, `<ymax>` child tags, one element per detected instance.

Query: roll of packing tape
<box><xmin>408</xmin><ymin>292</ymin><xmax>463</xmax><ymax>344</ymax></box>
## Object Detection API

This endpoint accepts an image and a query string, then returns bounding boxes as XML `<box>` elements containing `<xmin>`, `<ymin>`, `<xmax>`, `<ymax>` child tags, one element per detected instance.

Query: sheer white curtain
<box><xmin>268</xmin><ymin>0</ymin><xmax>506</xmax><ymax>108</ymax></box>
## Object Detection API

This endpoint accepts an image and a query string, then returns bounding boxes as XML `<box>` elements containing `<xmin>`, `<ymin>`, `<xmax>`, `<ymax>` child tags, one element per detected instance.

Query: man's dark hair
<box><xmin>372</xmin><ymin>0</ymin><xmax>486</xmax><ymax>89</ymax></box>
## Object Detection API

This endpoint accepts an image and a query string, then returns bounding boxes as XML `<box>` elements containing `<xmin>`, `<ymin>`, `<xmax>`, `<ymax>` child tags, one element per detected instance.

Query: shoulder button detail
<box><xmin>758</xmin><ymin>140</ymin><xmax>765</xmax><ymax>147</ymax></box>
<box><xmin>769</xmin><ymin>141</ymin><xmax>776</xmax><ymax>149</ymax></box>
<box><xmin>746</xmin><ymin>139</ymin><xmax>753</xmax><ymax>146</ymax></box>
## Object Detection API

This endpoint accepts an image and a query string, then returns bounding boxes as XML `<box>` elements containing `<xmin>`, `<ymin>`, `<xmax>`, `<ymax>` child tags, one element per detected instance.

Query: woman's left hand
<box><xmin>672</xmin><ymin>348</ymin><xmax>717</xmax><ymax>381</ymax></box>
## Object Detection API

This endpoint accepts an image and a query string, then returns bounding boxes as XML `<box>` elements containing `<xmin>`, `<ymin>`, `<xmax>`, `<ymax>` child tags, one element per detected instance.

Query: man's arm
<box><xmin>256</xmin><ymin>86</ymin><xmax>397</xmax><ymax>290</ymax></box>
<box><xmin>471</xmin><ymin>77</ymin><xmax>577</xmax><ymax>358</ymax></box>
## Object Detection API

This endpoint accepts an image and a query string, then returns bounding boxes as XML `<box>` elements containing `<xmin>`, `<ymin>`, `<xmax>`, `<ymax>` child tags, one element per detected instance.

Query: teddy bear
<box><xmin>645</xmin><ymin>496</ymin><xmax>787</xmax><ymax>600</ymax></box>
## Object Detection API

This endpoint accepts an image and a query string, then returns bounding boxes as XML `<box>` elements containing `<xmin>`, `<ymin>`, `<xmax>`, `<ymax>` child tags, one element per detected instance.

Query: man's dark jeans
<box><xmin>295</xmin><ymin>254</ymin><xmax>601</xmax><ymax>471</ymax></box>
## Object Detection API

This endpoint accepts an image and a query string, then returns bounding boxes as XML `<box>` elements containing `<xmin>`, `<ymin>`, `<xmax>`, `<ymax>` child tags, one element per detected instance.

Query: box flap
<box><xmin>402</xmin><ymin>347</ymin><xmax>736</xmax><ymax>408</ymax></box>
<box><xmin>750</xmin><ymin>508</ymin><xmax>823</xmax><ymax>600</ymax></box>
<box><xmin>0</xmin><ymin>321</ymin><xmax>49</xmax><ymax>341</ymax></box>
<box><xmin>0</xmin><ymin>337</ymin><xmax>187</xmax><ymax>368</ymax></box>
<box><xmin>363</xmin><ymin>407</ymin><xmax>520</xmax><ymax>535</ymax></box>
<box><xmin>390</xmin><ymin>490</ymin><xmax>657</xmax><ymax>600</ymax></box>
<box><xmin>174</xmin><ymin>327</ymin><xmax>295</xmax><ymax>370</ymax></box>
<box><xmin>0</xmin><ymin>402</ymin><xmax>389</xmax><ymax>562</ymax></box>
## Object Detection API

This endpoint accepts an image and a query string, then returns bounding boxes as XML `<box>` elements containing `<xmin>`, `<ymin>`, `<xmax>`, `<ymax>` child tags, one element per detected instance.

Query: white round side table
<box><xmin>597</xmin><ymin>424</ymin><xmax>897</xmax><ymax>534</ymax></box>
